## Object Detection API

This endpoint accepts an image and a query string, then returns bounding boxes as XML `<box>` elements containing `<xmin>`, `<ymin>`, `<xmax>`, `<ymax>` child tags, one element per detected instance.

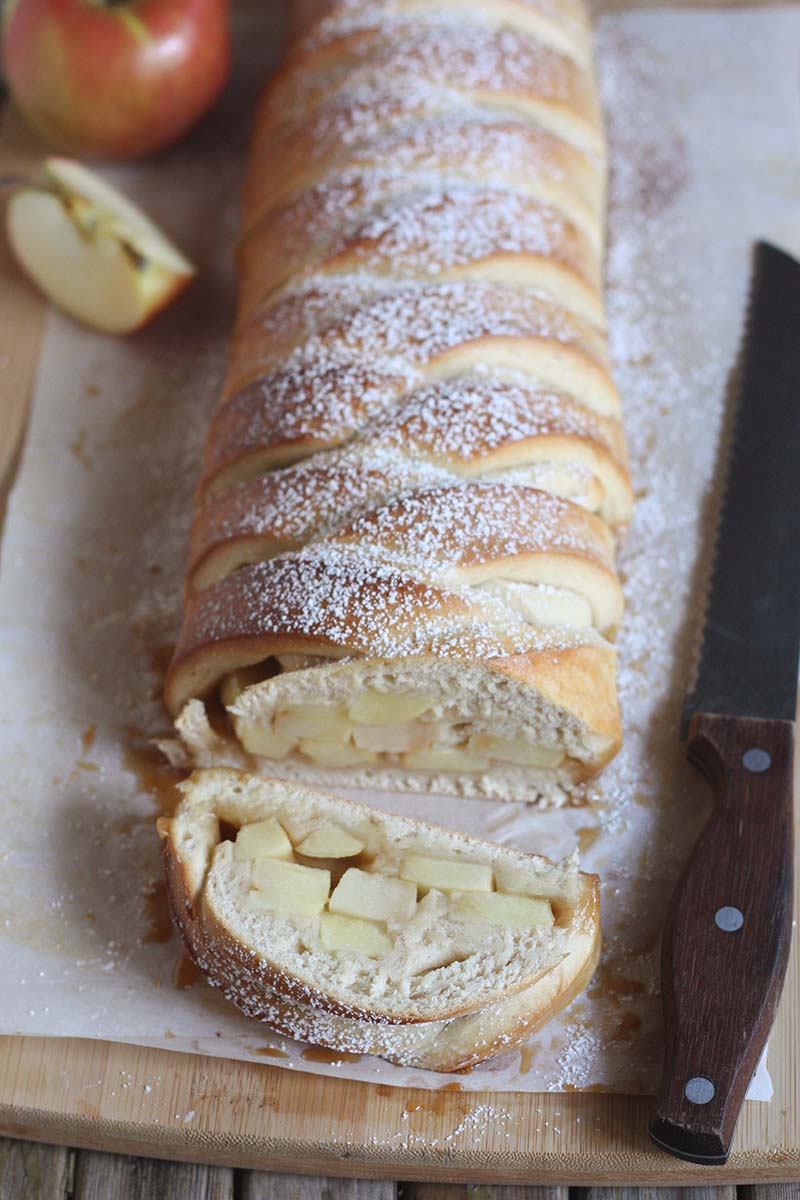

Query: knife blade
<box><xmin>649</xmin><ymin>241</ymin><xmax>800</xmax><ymax>1165</ymax></box>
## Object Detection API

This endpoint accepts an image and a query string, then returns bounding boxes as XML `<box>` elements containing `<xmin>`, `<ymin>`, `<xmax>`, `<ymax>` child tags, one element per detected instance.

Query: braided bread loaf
<box><xmin>165</xmin><ymin>0</ymin><xmax>632</xmax><ymax>805</ymax></box>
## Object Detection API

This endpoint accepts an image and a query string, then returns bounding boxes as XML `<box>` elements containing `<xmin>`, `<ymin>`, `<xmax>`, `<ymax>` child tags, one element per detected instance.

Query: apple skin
<box><xmin>1</xmin><ymin>0</ymin><xmax>231</xmax><ymax>161</ymax></box>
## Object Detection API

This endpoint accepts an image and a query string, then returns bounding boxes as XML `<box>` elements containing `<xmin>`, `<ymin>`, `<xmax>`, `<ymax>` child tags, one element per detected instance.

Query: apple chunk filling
<box><xmin>233</xmin><ymin>818</ymin><xmax>555</xmax><ymax>959</ymax></box>
<box><xmin>245</xmin><ymin>858</ymin><xmax>331</xmax><ymax>917</ymax></box>
<box><xmin>229</xmin><ymin>689</ymin><xmax>565</xmax><ymax>774</ymax></box>
<box><xmin>319</xmin><ymin>912</ymin><xmax>393</xmax><ymax>957</ymax></box>
<box><xmin>234</xmin><ymin>817</ymin><xmax>293</xmax><ymax>863</ymax></box>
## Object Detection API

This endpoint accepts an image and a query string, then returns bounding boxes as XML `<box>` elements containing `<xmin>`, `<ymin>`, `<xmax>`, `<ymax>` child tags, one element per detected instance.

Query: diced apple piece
<box><xmin>353</xmin><ymin>721</ymin><xmax>434</xmax><ymax>753</ymax></box>
<box><xmin>401</xmin><ymin>854</ymin><xmax>493</xmax><ymax>895</ymax></box>
<box><xmin>275</xmin><ymin>653</ymin><xmax>321</xmax><ymax>673</ymax></box>
<box><xmin>349</xmin><ymin>689</ymin><xmax>435</xmax><ymax>724</ymax></box>
<box><xmin>236</xmin><ymin>720</ymin><xmax>294</xmax><ymax>761</ymax></box>
<box><xmin>221</xmin><ymin>665</ymin><xmax>271</xmax><ymax>707</ymax></box>
<box><xmin>329</xmin><ymin>868</ymin><xmax>417</xmax><ymax>923</ymax></box>
<box><xmin>248</xmin><ymin>859</ymin><xmax>331</xmax><ymax>917</ymax></box>
<box><xmin>298</xmin><ymin>739</ymin><xmax>377</xmax><ymax>767</ymax></box>
<box><xmin>479</xmin><ymin>580</ymin><xmax>593</xmax><ymax>629</ymax></box>
<box><xmin>319</xmin><ymin>913</ymin><xmax>393</xmax><ymax>958</ymax></box>
<box><xmin>450</xmin><ymin>891</ymin><xmax>554</xmax><ymax>928</ymax></box>
<box><xmin>234</xmin><ymin>818</ymin><xmax>293</xmax><ymax>863</ymax></box>
<box><xmin>275</xmin><ymin>704</ymin><xmax>353</xmax><ymax>741</ymax></box>
<box><xmin>402</xmin><ymin>745</ymin><xmax>488</xmax><ymax>772</ymax></box>
<box><xmin>6</xmin><ymin>158</ymin><xmax>194</xmax><ymax>335</ymax></box>
<box><xmin>296</xmin><ymin>822</ymin><xmax>364</xmax><ymax>859</ymax></box>
<box><xmin>469</xmin><ymin>734</ymin><xmax>564</xmax><ymax>767</ymax></box>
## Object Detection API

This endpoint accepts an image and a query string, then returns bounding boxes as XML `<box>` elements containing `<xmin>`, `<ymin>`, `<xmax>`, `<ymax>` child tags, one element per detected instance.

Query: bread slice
<box><xmin>159</xmin><ymin>767</ymin><xmax>600</xmax><ymax>1071</ymax></box>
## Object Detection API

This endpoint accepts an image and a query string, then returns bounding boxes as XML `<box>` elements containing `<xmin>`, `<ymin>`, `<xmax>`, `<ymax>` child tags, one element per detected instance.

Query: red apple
<box><xmin>1</xmin><ymin>0</ymin><xmax>230</xmax><ymax>161</ymax></box>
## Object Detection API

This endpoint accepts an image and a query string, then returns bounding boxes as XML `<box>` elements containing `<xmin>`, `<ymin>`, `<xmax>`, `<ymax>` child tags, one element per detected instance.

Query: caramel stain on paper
<box><xmin>588</xmin><ymin>971</ymin><xmax>646</xmax><ymax>1004</ymax></box>
<box><xmin>576</xmin><ymin>825</ymin><xmax>600</xmax><ymax>854</ymax></box>
<box><xmin>609</xmin><ymin>1010</ymin><xmax>643</xmax><ymax>1042</ymax></box>
<box><xmin>123</xmin><ymin>728</ymin><xmax>187</xmax><ymax>816</ymax></box>
<box><xmin>253</xmin><ymin>1046</ymin><xmax>289</xmax><ymax>1059</ymax></box>
<box><xmin>142</xmin><ymin>881</ymin><xmax>174</xmax><ymax>945</ymax></box>
<box><xmin>69</xmin><ymin>428</ymin><xmax>92</xmax><ymax>470</ymax></box>
<box><xmin>173</xmin><ymin>953</ymin><xmax>203</xmax><ymax>990</ymax></box>
<box><xmin>301</xmin><ymin>1046</ymin><xmax>362</xmax><ymax>1065</ymax></box>
<box><xmin>517</xmin><ymin>1043</ymin><xmax>538</xmax><ymax>1074</ymax></box>
<box><xmin>145</xmin><ymin>642</ymin><xmax>175</xmax><ymax>703</ymax></box>
<box><xmin>148</xmin><ymin>643</ymin><xmax>175</xmax><ymax>677</ymax></box>
<box><xmin>81</xmin><ymin>724</ymin><xmax>96</xmax><ymax>754</ymax></box>
<box><xmin>632</xmin><ymin>927</ymin><xmax>661</xmax><ymax>956</ymax></box>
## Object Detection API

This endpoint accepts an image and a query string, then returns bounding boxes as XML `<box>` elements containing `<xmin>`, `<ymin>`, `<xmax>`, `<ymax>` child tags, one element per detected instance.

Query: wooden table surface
<box><xmin>2</xmin><ymin>1138</ymin><xmax>800</xmax><ymax>1199</ymax></box>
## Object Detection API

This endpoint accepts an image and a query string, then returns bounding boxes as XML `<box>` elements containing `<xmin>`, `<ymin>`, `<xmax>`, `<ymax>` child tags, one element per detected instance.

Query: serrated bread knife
<box><xmin>648</xmin><ymin>242</ymin><xmax>800</xmax><ymax>1165</ymax></box>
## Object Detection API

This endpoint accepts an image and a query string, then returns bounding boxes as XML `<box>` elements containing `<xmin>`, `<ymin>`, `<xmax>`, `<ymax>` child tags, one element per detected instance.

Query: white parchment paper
<box><xmin>1</xmin><ymin>5</ymin><xmax>798</xmax><ymax>1099</ymax></box>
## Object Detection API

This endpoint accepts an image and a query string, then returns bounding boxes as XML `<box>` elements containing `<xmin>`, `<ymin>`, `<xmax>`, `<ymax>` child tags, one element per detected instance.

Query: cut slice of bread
<box><xmin>159</xmin><ymin>767</ymin><xmax>600</xmax><ymax>1070</ymax></box>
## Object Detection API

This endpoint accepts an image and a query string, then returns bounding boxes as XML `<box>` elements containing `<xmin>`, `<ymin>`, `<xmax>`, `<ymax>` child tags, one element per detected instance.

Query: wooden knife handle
<box><xmin>649</xmin><ymin>713</ymin><xmax>794</xmax><ymax>1164</ymax></box>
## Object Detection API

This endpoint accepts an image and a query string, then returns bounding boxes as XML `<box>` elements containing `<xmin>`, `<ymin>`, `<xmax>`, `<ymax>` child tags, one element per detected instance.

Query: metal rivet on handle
<box><xmin>685</xmin><ymin>1077</ymin><xmax>715</xmax><ymax>1105</ymax></box>
<box><xmin>715</xmin><ymin>905</ymin><xmax>744</xmax><ymax>932</ymax></box>
<box><xmin>743</xmin><ymin>748</ymin><xmax>771</xmax><ymax>772</ymax></box>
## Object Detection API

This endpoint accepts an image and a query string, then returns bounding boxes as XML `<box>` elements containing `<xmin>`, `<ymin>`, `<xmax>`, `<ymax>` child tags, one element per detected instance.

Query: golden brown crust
<box><xmin>253</xmin><ymin>24</ymin><xmax>603</xmax><ymax>155</ymax></box>
<box><xmin>242</xmin><ymin>113</ymin><xmax>603</xmax><ymax>242</ymax></box>
<box><xmin>165</xmin><ymin>534</ymin><xmax>620</xmax><ymax>730</ymax></box>
<box><xmin>186</xmin><ymin>384</ymin><xmax>632</xmax><ymax>592</ymax></box>
<box><xmin>287</xmin><ymin>0</ymin><xmax>594</xmax><ymax>70</ymax></box>
<box><xmin>215</xmin><ymin>279</ymin><xmax>617</xmax><ymax>441</ymax></box>
<box><xmin>237</xmin><ymin>186</ymin><xmax>603</xmax><ymax>326</ymax></box>
<box><xmin>287</xmin><ymin>0</ymin><xmax>594</xmax><ymax>66</ymax></box>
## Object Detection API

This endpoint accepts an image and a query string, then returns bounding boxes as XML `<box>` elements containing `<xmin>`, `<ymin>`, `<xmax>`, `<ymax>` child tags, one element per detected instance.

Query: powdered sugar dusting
<box><xmin>183</xmin><ymin>541</ymin><xmax>599</xmax><ymax>663</ymax></box>
<box><xmin>271</xmin><ymin>23</ymin><xmax>584</xmax><ymax>119</ymax></box>
<box><xmin>369</xmin><ymin>378</ymin><xmax>624</xmax><ymax>462</ymax></box>
<box><xmin>326</xmin><ymin>187</ymin><xmax>586</xmax><ymax>277</ymax></box>
<box><xmin>0</xmin><ymin>2</ymin><xmax>788</xmax><ymax>1105</ymax></box>
<box><xmin>304</xmin><ymin>0</ymin><xmax>588</xmax><ymax>54</ymax></box>
<box><xmin>333</xmin><ymin>483</ymin><xmax>612</xmax><ymax>571</ymax></box>
<box><xmin>212</xmin><ymin>279</ymin><xmax>611</xmax><ymax>476</ymax></box>
<box><xmin>190</xmin><ymin>376</ymin><xmax>628</xmax><ymax>578</ymax></box>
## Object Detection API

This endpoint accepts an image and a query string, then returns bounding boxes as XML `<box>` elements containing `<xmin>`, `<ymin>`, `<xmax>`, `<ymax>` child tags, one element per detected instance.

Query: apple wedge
<box><xmin>5</xmin><ymin>157</ymin><xmax>194</xmax><ymax>334</ymax></box>
<box><xmin>296</xmin><ymin>822</ymin><xmax>365</xmax><ymax>859</ymax></box>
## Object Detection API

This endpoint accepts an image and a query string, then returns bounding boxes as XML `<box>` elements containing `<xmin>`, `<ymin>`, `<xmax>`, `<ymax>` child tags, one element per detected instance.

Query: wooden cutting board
<box><xmin>1</xmin><ymin>0</ymin><xmax>798</xmax><ymax>1182</ymax></box>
